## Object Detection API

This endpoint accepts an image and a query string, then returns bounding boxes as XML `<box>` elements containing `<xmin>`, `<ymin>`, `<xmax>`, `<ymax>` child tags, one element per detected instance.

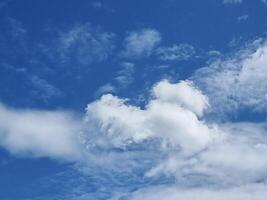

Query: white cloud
<box><xmin>129</xmin><ymin>183</ymin><xmax>267</xmax><ymax>200</ymax></box>
<box><xmin>2</xmin><ymin>61</ymin><xmax>267</xmax><ymax>199</ymax></box>
<box><xmin>85</xmin><ymin>80</ymin><xmax>216</xmax><ymax>155</ymax></box>
<box><xmin>192</xmin><ymin>41</ymin><xmax>267</xmax><ymax>116</ymax></box>
<box><xmin>82</xmin><ymin>78</ymin><xmax>267</xmax><ymax>199</ymax></box>
<box><xmin>0</xmin><ymin>103</ymin><xmax>83</xmax><ymax>160</ymax></box>
<box><xmin>123</xmin><ymin>121</ymin><xmax>267</xmax><ymax>200</ymax></box>
<box><xmin>152</xmin><ymin>80</ymin><xmax>209</xmax><ymax>117</ymax></box>
<box><xmin>144</xmin><ymin>122</ymin><xmax>267</xmax><ymax>185</ymax></box>
<box><xmin>121</xmin><ymin>29</ymin><xmax>161</xmax><ymax>58</ymax></box>
<box><xmin>156</xmin><ymin>44</ymin><xmax>195</xmax><ymax>61</ymax></box>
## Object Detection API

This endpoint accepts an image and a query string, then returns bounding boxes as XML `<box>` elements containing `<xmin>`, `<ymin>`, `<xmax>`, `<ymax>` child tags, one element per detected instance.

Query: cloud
<box><xmin>192</xmin><ymin>40</ymin><xmax>267</xmax><ymax>116</ymax></box>
<box><xmin>121</xmin><ymin>29</ymin><xmax>161</xmax><ymax>58</ymax></box>
<box><xmin>85</xmin><ymin>80</ymin><xmax>215</xmax><ymax>155</ymax></box>
<box><xmin>81</xmin><ymin>77</ymin><xmax>267</xmax><ymax>199</ymax></box>
<box><xmin>0</xmin><ymin>17</ymin><xmax>28</xmax><ymax>56</ymax></box>
<box><xmin>94</xmin><ymin>62</ymin><xmax>135</xmax><ymax>96</ymax></box>
<box><xmin>152</xmin><ymin>80</ymin><xmax>208</xmax><ymax>117</ymax></box>
<box><xmin>114</xmin><ymin>62</ymin><xmax>135</xmax><ymax>87</ymax></box>
<box><xmin>156</xmin><ymin>44</ymin><xmax>195</xmax><ymax>61</ymax></box>
<box><xmin>237</xmin><ymin>14</ymin><xmax>249</xmax><ymax>22</ymax></box>
<box><xmin>199</xmin><ymin>123</ymin><xmax>267</xmax><ymax>180</ymax></box>
<box><xmin>55</xmin><ymin>23</ymin><xmax>115</xmax><ymax>66</ymax></box>
<box><xmin>2</xmin><ymin>44</ymin><xmax>267</xmax><ymax>199</ymax></box>
<box><xmin>0</xmin><ymin>103</ymin><xmax>83</xmax><ymax>160</ymax></box>
<box><xmin>4</xmin><ymin>17</ymin><xmax>27</xmax><ymax>39</ymax></box>
<box><xmin>91</xmin><ymin>1</ymin><xmax>104</xmax><ymax>8</ymax></box>
<box><xmin>223</xmin><ymin>0</ymin><xmax>243</xmax><ymax>4</ymax></box>
<box><xmin>129</xmin><ymin>183</ymin><xmax>267</xmax><ymax>200</ymax></box>
<box><xmin>2</xmin><ymin>75</ymin><xmax>267</xmax><ymax>199</ymax></box>
<box><xmin>94</xmin><ymin>83</ymin><xmax>117</xmax><ymax>97</ymax></box>
<box><xmin>30</xmin><ymin>75</ymin><xmax>63</xmax><ymax>102</ymax></box>
<box><xmin>91</xmin><ymin>1</ymin><xmax>115</xmax><ymax>12</ymax></box>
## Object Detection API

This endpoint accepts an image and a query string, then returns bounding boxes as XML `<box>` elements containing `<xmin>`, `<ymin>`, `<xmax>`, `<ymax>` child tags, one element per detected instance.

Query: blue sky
<box><xmin>0</xmin><ymin>0</ymin><xmax>267</xmax><ymax>199</ymax></box>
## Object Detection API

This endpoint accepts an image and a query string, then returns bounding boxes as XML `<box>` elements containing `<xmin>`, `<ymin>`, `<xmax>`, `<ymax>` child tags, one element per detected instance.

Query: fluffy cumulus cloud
<box><xmin>121</xmin><ymin>28</ymin><xmax>161</xmax><ymax>58</ymax></box>
<box><xmin>85</xmin><ymin>80</ymin><xmax>215</xmax><ymax>155</ymax></box>
<box><xmin>192</xmin><ymin>41</ymin><xmax>267</xmax><ymax>116</ymax></box>
<box><xmin>152</xmin><ymin>80</ymin><xmax>208</xmax><ymax>117</ymax></box>
<box><xmin>0</xmin><ymin>80</ymin><xmax>214</xmax><ymax>163</ymax></box>
<box><xmin>0</xmin><ymin>103</ymin><xmax>83</xmax><ymax>160</ymax></box>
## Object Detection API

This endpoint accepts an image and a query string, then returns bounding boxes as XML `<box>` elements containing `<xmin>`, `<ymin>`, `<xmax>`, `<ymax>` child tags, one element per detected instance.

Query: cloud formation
<box><xmin>223</xmin><ymin>0</ymin><xmax>243</xmax><ymax>4</ymax></box>
<box><xmin>193</xmin><ymin>41</ymin><xmax>267</xmax><ymax>116</ymax></box>
<box><xmin>129</xmin><ymin>183</ymin><xmax>267</xmax><ymax>200</ymax></box>
<box><xmin>156</xmin><ymin>44</ymin><xmax>195</xmax><ymax>61</ymax></box>
<box><xmin>1</xmin><ymin>39</ymin><xmax>267</xmax><ymax>199</ymax></box>
<box><xmin>80</xmin><ymin>61</ymin><xmax>267</xmax><ymax>199</ymax></box>
<box><xmin>85</xmin><ymin>80</ymin><xmax>215</xmax><ymax>156</ymax></box>
<box><xmin>0</xmin><ymin>103</ymin><xmax>82</xmax><ymax>160</ymax></box>
<box><xmin>1</xmin><ymin>76</ymin><xmax>267</xmax><ymax>199</ymax></box>
<box><xmin>121</xmin><ymin>29</ymin><xmax>161</xmax><ymax>58</ymax></box>
<box><xmin>56</xmin><ymin>23</ymin><xmax>115</xmax><ymax>66</ymax></box>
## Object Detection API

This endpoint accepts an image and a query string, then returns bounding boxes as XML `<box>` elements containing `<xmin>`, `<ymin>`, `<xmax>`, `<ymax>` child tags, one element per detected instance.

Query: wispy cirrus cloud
<box><xmin>223</xmin><ymin>0</ymin><xmax>243</xmax><ymax>4</ymax></box>
<box><xmin>192</xmin><ymin>39</ymin><xmax>267</xmax><ymax>117</ymax></box>
<box><xmin>94</xmin><ymin>62</ymin><xmax>135</xmax><ymax>96</ymax></box>
<box><xmin>156</xmin><ymin>44</ymin><xmax>196</xmax><ymax>61</ymax></box>
<box><xmin>129</xmin><ymin>183</ymin><xmax>267</xmax><ymax>200</ymax></box>
<box><xmin>30</xmin><ymin>75</ymin><xmax>63</xmax><ymax>102</ymax></box>
<box><xmin>114</xmin><ymin>62</ymin><xmax>135</xmax><ymax>87</ymax></box>
<box><xmin>55</xmin><ymin>23</ymin><xmax>115</xmax><ymax>66</ymax></box>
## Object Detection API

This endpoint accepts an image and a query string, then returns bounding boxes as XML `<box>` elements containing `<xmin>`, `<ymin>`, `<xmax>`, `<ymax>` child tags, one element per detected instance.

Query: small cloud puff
<box><xmin>121</xmin><ymin>29</ymin><xmax>161</xmax><ymax>59</ymax></box>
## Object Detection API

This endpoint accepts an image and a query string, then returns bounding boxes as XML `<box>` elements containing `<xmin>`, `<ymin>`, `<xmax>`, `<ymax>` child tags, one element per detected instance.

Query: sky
<box><xmin>0</xmin><ymin>0</ymin><xmax>267</xmax><ymax>199</ymax></box>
